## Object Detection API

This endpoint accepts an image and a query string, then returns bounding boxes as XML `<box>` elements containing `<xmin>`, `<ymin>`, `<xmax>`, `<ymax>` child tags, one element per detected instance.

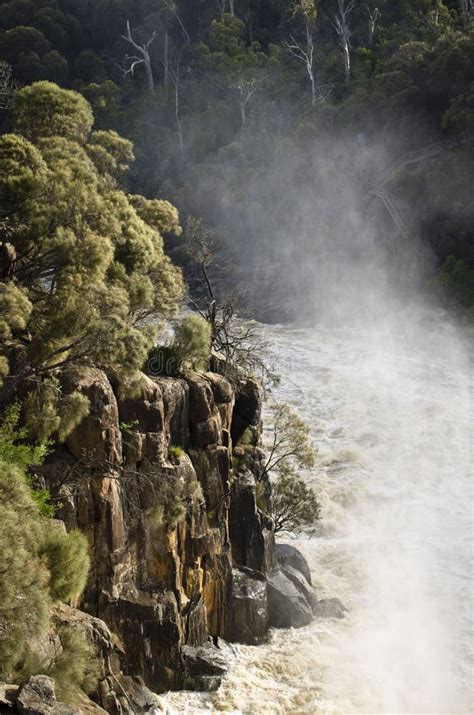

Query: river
<box><xmin>163</xmin><ymin>307</ymin><xmax>473</xmax><ymax>714</ymax></box>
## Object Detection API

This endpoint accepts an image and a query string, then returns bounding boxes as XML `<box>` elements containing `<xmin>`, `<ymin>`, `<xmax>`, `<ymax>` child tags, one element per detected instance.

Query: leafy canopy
<box><xmin>0</xmin><ymin>81</ymin><xmax>184</xmax><ymax>439</ymax></box>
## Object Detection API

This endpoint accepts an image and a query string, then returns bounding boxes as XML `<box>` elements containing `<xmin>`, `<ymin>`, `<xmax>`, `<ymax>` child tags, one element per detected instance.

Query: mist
<box><xmin>166</xmin><ymin>100</ymin><xmax>474</xmax><ymax>713</ymax></box>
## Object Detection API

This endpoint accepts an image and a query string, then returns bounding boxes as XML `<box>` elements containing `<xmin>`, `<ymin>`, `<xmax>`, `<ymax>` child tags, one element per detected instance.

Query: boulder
<box><xmin>267</xmin><ymin>569</ymin><xmax>313</xmax><ymax>629</ymax></box>
<box><xmin>276</xmin><ymin>543</ymin><xmax>312</xmax><ymax>585</ymax></box>
<box><xmin>182</xmin><ymin>641</ymin><xmax>230</xmax><ymax>691</ymax></box>
<box><xmin>16</xmin><ymin>676</ymin><xmax>55</xmax><ymax>715</ymax></box>
<box><xmin>226</xmin><ymin>568</ymin><xmax>268</xmax><ymax>645</ymax></box>
<box><xmin>281</xmin><ymin>565</ymin><xmax>318</xmax><ymax>613</ymax></box>
<box><xmin>15</xmin><ymin>676</ymin><xmax>79</xmax><ymax>715</ymax></box>
<box><xmin>316</xmin><ymin>598</ymin><xmax>347</xmax><ymax>619</ymax></box>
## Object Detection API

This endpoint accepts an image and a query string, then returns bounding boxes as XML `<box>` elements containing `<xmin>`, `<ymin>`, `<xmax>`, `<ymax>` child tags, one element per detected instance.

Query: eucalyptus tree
<box><xmin>283</xmin><ymin>0</ymin><xmax>318</xmax><ymax>106</ymax></box>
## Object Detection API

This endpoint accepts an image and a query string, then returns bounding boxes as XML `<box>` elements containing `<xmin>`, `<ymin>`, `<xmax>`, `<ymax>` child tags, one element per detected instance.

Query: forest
<box><xmin>0</xmin><ymin>0</ymin><xmax>473</xmax><ymax>314</ymax></box>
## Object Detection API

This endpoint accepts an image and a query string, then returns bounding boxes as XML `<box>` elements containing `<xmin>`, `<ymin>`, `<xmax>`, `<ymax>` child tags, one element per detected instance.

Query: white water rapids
<box><xmin>163</xmin><ymin>308</ymin><xmax>473</xmax><ymax>715</ymax></box>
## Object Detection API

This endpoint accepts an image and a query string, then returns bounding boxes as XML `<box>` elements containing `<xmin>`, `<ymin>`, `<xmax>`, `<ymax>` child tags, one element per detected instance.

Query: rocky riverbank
<box><xmin>0</xmin><ymin>360</ymin><xmax>328</xmax><ymax>713</ymax></box>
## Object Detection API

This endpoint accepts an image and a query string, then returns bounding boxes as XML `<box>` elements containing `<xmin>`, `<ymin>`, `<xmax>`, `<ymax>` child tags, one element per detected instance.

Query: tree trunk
<box><xmin>164</xmin><ymin>29</ymin><xmax>169</xmax><ymax>88</ymax></box>
<box><xmin>240</xmin><ymin>101</ymin><xmax>246</xmax><ymax>126</ymax></box>
<box><xmin>174</xmin><ymin>74</ymin><xmax>184</xmax><ymax>153</ymax></box>
<box><xmin>145</xmin><ymin>57</ymin><xmax>154</xmax><ymax>93</ymax></box>
<box><xmin>343</xmin><ymin>42</ymin><xmax>351</xmax><ymax>82</ymax></box>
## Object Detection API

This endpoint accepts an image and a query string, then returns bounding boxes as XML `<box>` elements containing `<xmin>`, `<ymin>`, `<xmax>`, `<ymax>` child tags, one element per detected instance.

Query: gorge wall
<box><xmin>32</xmin><ymin>362</ymin><xmax>287</xmax><ymax>712</ymax></box>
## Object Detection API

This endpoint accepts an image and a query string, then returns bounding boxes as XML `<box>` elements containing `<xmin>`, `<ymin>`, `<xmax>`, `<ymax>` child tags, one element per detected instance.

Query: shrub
<box><xmin>146</xmin><ymin>314</ymin><xmax>211</xmax><ymax>376</ymax></box>
<box><xmin>39</xmin><ymin>528</ymin><xmax>90</xmax><ymax>603</ymax></box>
<box><xmin>268</xmin><ymin>467</ymin><xmax>321</xmax><ymax>534</ymax></box>
<box><xmin>47</xmin><ymin>626</ymin><xmax>100</xmax><ymax>703</ymax></box>
<box><xmin>0</xmin><ymin>463</ymin><xmax>50</xmax><ymax>677</ymax></box>
<box><xmin>168</xmin><ymin>444</ymin><xmax>185</xmax><ymax>460</ymax></box>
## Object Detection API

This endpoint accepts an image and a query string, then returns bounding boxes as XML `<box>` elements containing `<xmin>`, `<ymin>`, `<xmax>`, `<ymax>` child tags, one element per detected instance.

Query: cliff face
<box><xmin>39</xmin><ymin>364</ymin><xmax>276</xmax><ymax>704</ymax></box>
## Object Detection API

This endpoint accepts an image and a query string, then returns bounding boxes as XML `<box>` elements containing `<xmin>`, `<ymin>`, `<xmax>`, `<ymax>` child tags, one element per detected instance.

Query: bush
<box><xmin>0</xmin><ymin>463</ymin><xmax>50</xmax><ymax>677</ymax></box>
<box><xmin>146</xmin><ymin>314</ymin><xmax>211</xmax><ymax>376</ymax></box>
<box><xmin>39</xmin><ymin>528</ymin><xmax>90</xmax><ymax>603</ymax></box>
<box><xmin>47</xmin><ymin>626</ymin><xmax>100</xmax><ymax>703</ymax></box>
<box><xmin>168</xmin><ymin>444</ymin><xmax>185</xmax><ymax>460</ymax></box>
<box><xmin>268</xmin><ymin>467</ymin><xmax>321</xmax><ymax>534</ymax></box>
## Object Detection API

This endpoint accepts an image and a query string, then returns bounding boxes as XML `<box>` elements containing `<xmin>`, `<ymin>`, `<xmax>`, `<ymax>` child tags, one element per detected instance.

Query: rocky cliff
<box><xmin>25</xmin><ymin>363</ymin><xmax>318</xmax><ymax>713</ymax></box>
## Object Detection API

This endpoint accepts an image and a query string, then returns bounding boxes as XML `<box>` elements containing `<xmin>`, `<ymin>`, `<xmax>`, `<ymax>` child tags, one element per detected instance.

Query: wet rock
<box><xmin>267</xmin><ymin>569</ymin><xmax>313</xmax><ymax>628</ymax></box>
<box><xmin>281</xmin><ymin>565</ymin><xmax>318</xmax><ymax>613</ymax></box>
<box><xmin>316</xmin><ymin>598</ymin><xmax>347</xmax><ymax>619</ymax></box>
<box><xmin>276</xmin><ymin>543</ymin><xmax>312</xmax><ymax>585</ymax></box>
<box><xmin>227</xmin><ymin>568</ymin><xmax>268</xmax><ymax>645</ymax></box>
<box><xmin>182</xmin><ymin>641</ymin><xmax>230</xmax><ymax>691</ymax></box>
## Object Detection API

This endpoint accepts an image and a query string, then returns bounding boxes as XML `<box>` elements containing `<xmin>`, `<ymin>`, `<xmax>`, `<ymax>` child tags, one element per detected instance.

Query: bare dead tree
<box><xmin>159</xmin><ymin>2</ymin><xmax>190</xmax><ymax>154</ymax></box>
<box><xmin>333</xmin><ymin>0</ymin><xmax>356</xmax><ymax>82</ymax></box>
<box><xmin>122</xmin><ymin>20</ymin><xmax>157</xmax><ymax>93</ymax></box>
<box><xmin>182</xmin><ymin>217</ymin><xmax>273</xmax><ymax>383</ymax></box>
<box><xmin>0</xmin><ymin>62</ymin><xmax>17</xmax><ymax>109</ymax></box>
<box><xmin>284</xmin><ymin>28</ymin><xmax>316</xmax><ymax>106</ymax></box>
<box><xmin>459</xmin><ymin>0</ymin><xmax>473</xmax><ymax>27</ymax></box>
<box><xmin>367</xmin><ymin>6</ymin><xmax>380</xmax><ymax>48</ymax></box>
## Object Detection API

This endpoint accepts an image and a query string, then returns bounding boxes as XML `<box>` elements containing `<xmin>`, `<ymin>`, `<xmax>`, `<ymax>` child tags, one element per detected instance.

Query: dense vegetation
<box><xmin>0</xmin><ymin>1</ymin><xmax>472</xmax><ymax>703</ymax></box>
<box><xmin>0</xmin><ymin>0</ymin><xmax>473</xmax><ymax>313</ymax></box>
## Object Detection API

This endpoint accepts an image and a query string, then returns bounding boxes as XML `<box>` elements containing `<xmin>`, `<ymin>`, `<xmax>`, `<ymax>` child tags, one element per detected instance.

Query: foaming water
<box><xmin>163</xmin><ymin>308</ymin><xmax>473</xmax><ymax>715</ymax></box>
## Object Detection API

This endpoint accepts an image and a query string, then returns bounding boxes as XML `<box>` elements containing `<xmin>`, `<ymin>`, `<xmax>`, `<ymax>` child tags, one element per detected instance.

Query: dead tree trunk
<box><xmin>284</xmin><ymin>24</ymin><xmax>316</xmax><ymax>107</ymax></box>
<box><xmin>122</xmin><ymin>20</ymin><xmax>157</xmax><ymax>93</ymax></box>
<box><xmin>333</xmin><ymin>0</ymin><xmax>355</xmax><ymax>82</ymax></box>
<box><xmin>367</xmin><ymin>6</ymin><xmax>380</xmax><ymax>48</ymax></box>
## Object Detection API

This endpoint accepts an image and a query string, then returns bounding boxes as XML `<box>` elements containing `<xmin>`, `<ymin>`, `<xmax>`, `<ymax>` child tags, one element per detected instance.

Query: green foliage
<box><xmin>39</xmin><ymin>528</ymin><xmax>90</xmax><ymax>603</ymax></box>
<box><xmin>12</xmin><ymin>81</ymin><xmax>93</xmax><ymax>142</ymax></box>
<box><xmin>168</xmin><ymin>444</ymin><xmax>185</xmax><ymax>460</ymax></box>
<box><xmin>262</xmin><ymin>402</ymin><xmax>316</xmax><ymax>480</ymax></box>
<box><xmin>0</xmin><ymin>462</ymin><xmax>50</xmax><ymax>677</ymax></box>
<box><xmin>0</xmin><ymin>81</ymin><xmax>184</xmax><ymax>438</ymax></box>
<box><xmin>0</xmin><ymin>405</ymin><xmax>91</xmax><ymax>684</ymax></box>
<box><xmin>146</xmin><ymin>314</ymin><xmax>211</xmax><ymax>376</ymax></box>
<box><xmin>0</xmin><ymin>402</ymin><xmax>53</xmax><ymax>517</ymax></box>
<box><xmin>47</xmin><ymin>626</ymin><xmax>100</xmax><ymax>702</ymax></box>
<box><xmin>268</xmin><ymin>466</ymin><xmax>321</xmax><ymax>534</ymax></box>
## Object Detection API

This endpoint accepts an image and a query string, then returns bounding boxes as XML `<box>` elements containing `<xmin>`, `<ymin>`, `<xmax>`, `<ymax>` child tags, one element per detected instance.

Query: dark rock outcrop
<box><xmin>267</xmin><ymin>569</ymin><xmax>314</xmax><ymax>629</ymax></box>
<box><xmin>15</xmin><ymin>676</ymin><xmax>80</xmax><ymax>715</ymax></box>
<box><xmin>316</xmin><ymin>598</ymin><xmax>347</xmax><ymax>619</ymax></box>
<box><xmin>182</xmin><ymin>641</ymin><xmax>230</xmax><ymax>691</ymax></box>
<box><xmin>276</xmin><ymin>543</ymin><xmax>312</xmax><ymax>586</ymax></box>
<box><xmin>226</xmin><ymin>568</ymin><xmax>268</xmax><ymax>645</ymax></box>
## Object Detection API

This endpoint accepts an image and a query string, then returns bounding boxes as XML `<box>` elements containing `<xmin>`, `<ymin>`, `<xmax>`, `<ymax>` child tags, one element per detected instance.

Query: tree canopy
<box><xmin>0</xmin><ymin>81</ymin><xmax>184</xmax><ymax>437</ymax></box>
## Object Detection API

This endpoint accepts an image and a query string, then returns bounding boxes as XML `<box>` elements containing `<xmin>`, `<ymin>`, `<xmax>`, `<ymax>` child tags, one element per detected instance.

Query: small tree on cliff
<box><xmin>269</xmin><ymin>465</ymin><xmax>321</xmax><ymax>534</ymax></box>
<box><xmin>262</xmin><ymin>402</ymin><xmax>320</xmax><ymax>534</ymax></box>
<box><xmin>262</xmin><ymin>402</ymin><xmax>316</xmax><ymax>479</ymax></box>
